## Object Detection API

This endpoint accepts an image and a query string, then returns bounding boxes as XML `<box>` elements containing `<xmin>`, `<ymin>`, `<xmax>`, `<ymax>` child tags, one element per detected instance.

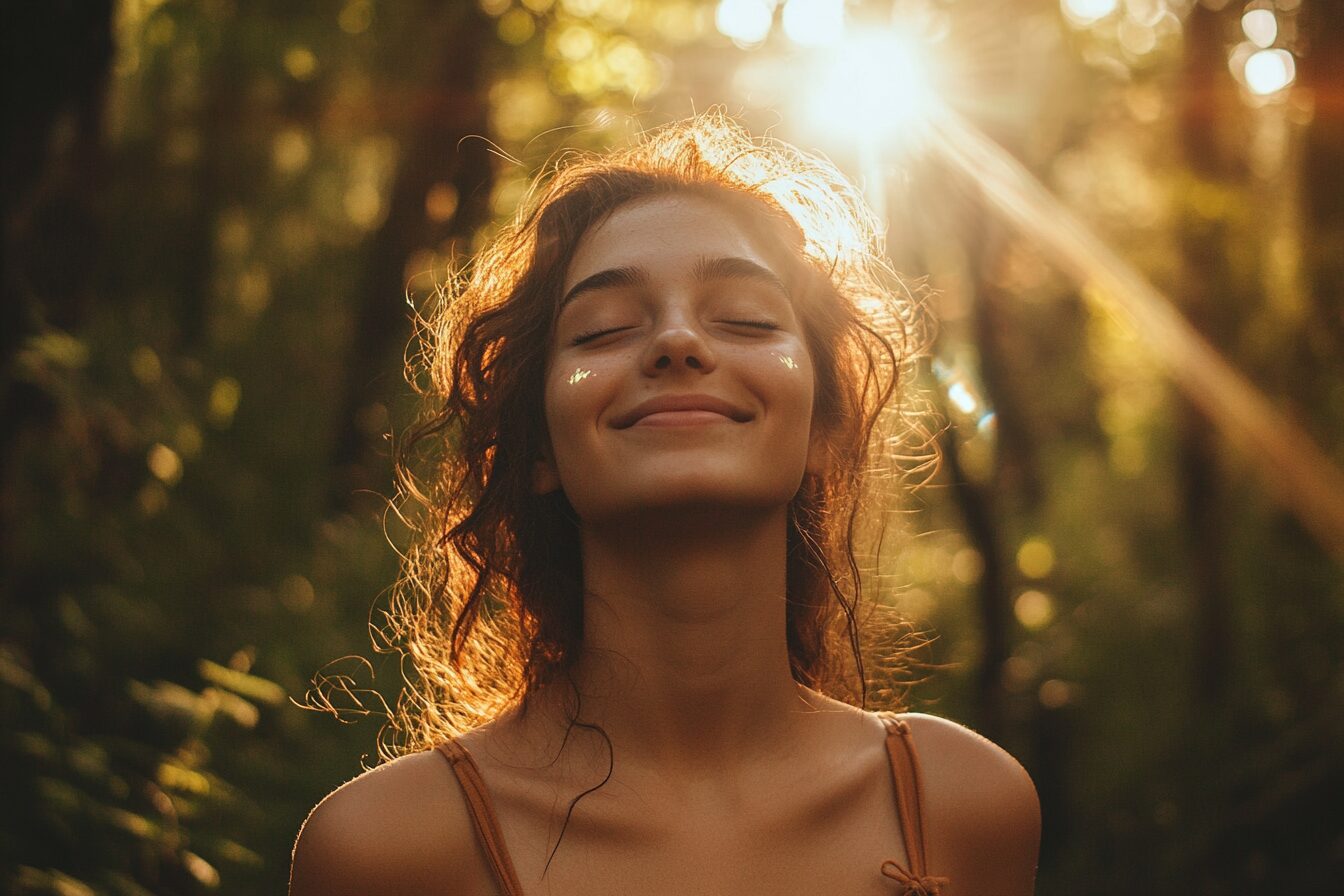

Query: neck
<box><xmin>528</xmin><ymin>505</ymin><xmax>824</xmax><ymax>779</ymax></box>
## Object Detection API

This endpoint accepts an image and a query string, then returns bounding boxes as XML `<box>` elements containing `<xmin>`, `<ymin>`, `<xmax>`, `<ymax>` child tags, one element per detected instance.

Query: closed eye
<box><xmin>723</xmin><ymin>319</ymin><xmax>780</xmax><ymax>331</ymax></box>
<box><xmin>571</xmin><ymin>325</ymin><xmax>635</xmax><ymax>346</ymax></box>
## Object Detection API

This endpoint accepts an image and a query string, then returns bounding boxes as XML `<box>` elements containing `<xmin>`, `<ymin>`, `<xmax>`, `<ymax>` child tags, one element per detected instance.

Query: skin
<box><xmin>290</xmin><ymin>195</ymin><xmax>1041</xmax><ymax>895</ymax></box>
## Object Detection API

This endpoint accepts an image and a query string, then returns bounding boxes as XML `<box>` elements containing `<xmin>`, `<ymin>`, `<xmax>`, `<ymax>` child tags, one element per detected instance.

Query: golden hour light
<box><xmin>927</xmin><ymin>109</ymin><xmax>1344</xmax><ymax>556</ymax></box>
<box><xmin>17</xmin><ymin>3</ymin><xmax>1344</xmax><ymax>892</ymax></box>
<box><xmin>800</xmin><ymin>26</ymin><xmax>938</xmax><ymax>149</ymax></box>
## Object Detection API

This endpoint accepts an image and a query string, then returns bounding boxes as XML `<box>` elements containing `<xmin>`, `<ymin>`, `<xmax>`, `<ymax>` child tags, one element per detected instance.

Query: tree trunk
<box><xmin>1177</xmin><ymin>2</ymin><xmax>1235</xmax><ymax>709</ymax></box>
<box><xmin>329</xmin><ymin>2</ymin><xmax>496</xmax><ymax>514</ymax></box>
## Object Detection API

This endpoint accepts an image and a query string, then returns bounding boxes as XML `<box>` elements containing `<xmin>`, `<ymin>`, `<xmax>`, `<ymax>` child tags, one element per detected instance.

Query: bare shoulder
<box><xmin>897</xmin><ymin>712</ymin><xmax>1040</xmax><ymax>818</ymax></box>
<box><xmin>289</xmin><ymin>747</ymin><xmax>489</xmax><ymax>896</ymax></box>
<box><xmin>897</xmin><ymin>712</ymin><xmax>1041</xmax><ymax>896</ymax></box>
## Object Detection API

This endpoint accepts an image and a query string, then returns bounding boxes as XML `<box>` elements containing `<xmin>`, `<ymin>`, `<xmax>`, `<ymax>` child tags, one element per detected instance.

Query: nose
<box><xmin>641</xmin><ymin>317</ymin><xmax>717</xmax><ymax>376</ymax></box>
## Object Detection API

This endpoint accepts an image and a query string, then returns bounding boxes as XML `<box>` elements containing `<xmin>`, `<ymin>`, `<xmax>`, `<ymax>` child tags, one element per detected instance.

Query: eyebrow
<box><xmin>559</xmin><ymin>266</ymin><xmax>649</xmax><ymax>309</ymax></box>
<box><xmin>692</xmin><ymin>256</ymin><xmax>790</xmax><ymax>297</ymax></box>
<box><xmin>559</xmin><ymin>255</ymin><xmax>790</xmax><ymax>309</ymax></box>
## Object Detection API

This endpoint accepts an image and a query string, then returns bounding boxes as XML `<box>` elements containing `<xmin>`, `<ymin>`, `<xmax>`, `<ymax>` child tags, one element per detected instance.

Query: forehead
<box><xmin>563</xmin><ymin>194</ymin><xmax>784</xmax><ymax>293</ymax></box>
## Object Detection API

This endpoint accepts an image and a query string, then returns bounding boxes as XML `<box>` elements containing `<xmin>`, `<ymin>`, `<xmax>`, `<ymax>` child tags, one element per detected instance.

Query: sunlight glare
<box><xmin>715</xmin><ymin>0</ymin><xmax>774</xmax><ymax>46</ymax></box>
<box><xmin>802</xmin><ymin>28</ymin><xmax>937</xmax><ymax>149</ymax></box>
<box><xmin>781</xmin><ymin>0</ymin><xmax>845</xmax><ymax>47</ymax></box>
<box><xmin>1061</xmin><ymin>0</ymin><xmax>1118</xmax><ymax>28</ymax></box>
<box><xmin>1244</xmin><ymin>48</ymin><xmax>1295</xmax><ymax>95</ymax></box>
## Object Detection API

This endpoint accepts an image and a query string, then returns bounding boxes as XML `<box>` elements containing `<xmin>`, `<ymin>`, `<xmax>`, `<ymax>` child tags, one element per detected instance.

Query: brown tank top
<box><xmin>433</xmin><ymin>711</ymin><xmax>949</xmax><ymax>895</ymax></box>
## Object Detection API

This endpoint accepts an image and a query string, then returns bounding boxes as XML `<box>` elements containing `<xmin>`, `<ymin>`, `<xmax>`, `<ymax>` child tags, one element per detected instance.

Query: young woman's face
<box><xmin>537</xmin><ymin>193</ymin><xmax>824</xmax><ymax>523</ymax></box>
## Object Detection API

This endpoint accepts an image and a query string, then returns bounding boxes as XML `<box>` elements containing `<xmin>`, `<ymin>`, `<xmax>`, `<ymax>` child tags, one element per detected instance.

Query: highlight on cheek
<box><xmin>774</xmin><ymin>352</ymin><xmax>799</xmax><ymax>370</ymax></box>
<box><xmin>567</xmin><ymin>367</ymin><xmax>594</xmax><ymax>385</ymax></box>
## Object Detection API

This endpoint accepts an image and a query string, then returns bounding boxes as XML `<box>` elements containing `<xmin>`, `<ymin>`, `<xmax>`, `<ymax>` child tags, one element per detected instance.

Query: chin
<box><xmin>572</xmin><ymin>481</ymin><xmax>803</xmax><ymax>526</ymax></box>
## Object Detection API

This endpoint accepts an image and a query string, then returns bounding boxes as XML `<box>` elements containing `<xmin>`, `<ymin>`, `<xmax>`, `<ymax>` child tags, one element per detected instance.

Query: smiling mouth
<box><xmin>630</xmin><ymin>410</ymin><xmax>737</xmax><ymax>427</ymax></box>
<box><xmin>611</xmin><ymin>394</ymin><xmax>755</xmax><ymax>429</ymax></box>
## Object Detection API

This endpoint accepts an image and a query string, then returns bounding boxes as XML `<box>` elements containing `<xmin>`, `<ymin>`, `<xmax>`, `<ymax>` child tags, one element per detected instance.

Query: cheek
<box><xmin>745</xmin><ymin>340</ymin><xmax>816</xmax><ymax>413</ymax></box>
<box><xmin>777</xmin><ymin>348</ymin><xmax>819</xmax><ymax>451</ymax></box>
<box><xmin>542</xmin><ymin>359</ymin><xmax>612</xmax><ymax>455</ymax></box>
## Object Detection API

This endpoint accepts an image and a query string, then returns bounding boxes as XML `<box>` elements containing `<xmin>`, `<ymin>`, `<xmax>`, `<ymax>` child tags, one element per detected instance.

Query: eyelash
<box><xmin>571</xmin><ymin>326</ymin><xmax>632</xmax><ymax>346</ymax></box>
<box><xmin>571</xmin><ymin>320</ymin><xmax>779</xmax><ymax>346</ymax></box>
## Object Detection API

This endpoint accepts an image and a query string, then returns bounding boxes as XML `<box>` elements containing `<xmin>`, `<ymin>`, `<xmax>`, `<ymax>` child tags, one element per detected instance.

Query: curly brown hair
<box><xmin>381</xmin><ymin>110</ymin><xmax>935</xmax><ymax>760</ymax></box>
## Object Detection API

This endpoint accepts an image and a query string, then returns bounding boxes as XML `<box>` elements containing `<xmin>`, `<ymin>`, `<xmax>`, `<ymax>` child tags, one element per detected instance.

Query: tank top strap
<box><xmin>434</xmin><ymin>739</ymin><xmax>526</xmax><ymax>896</ymax></box>
<box><xmin>878</xmin><ymin>712</ymin><xmax>950</xmax><ymax>895</ymax></box>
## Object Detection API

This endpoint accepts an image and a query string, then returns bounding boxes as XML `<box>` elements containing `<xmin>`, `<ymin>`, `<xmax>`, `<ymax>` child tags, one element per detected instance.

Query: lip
<box><xmin>611</xmin><ymin>393</ymin><xmax>754</xmax><ymax>429</ymax></box>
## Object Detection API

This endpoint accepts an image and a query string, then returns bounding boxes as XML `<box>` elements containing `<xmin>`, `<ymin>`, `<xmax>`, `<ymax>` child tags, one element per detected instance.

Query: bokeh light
<box><xmin>715</xmin><ymin>0</ymin><xmax>773</xmax><ymax>46</ymax></box>
<box><xmin>130</xmin><ymin>346</ymin><xmax>162</xmax><ymax>385</ymax></box>
<box><xmin>1038</xmin><ymin>678</ymin><xmax>1076</xmax><ymax>709</ymax></box>
<box><xmin>1241</xmin><ymin>7</ymin><xmax>1277</xmax><ymax>49</ymax></box>
<box><xmin>1015</xmin><ymin>589</ymin><xmax>1057</xmax><ymax>630</ymax></box>
<box><xmin>424</xmin><ymin>183</ymin><xmax>459</xmax><ymax>223</ymax></box>
<box><xmin>282</xmin><ymin>45</ymin><xmax>318</xmax><ymax>80</ymax></box>
<box><xmin>1061</xmin><ymin>0</ymin><xmax>1118</xmax><ymax>28</ymax></box>
<box><xmin>337</xmin><ymin>0</ymin><xmax>373</xmax><ymax>35</ymax></box>
<box><xmin>498</xmin><ymin>8</ymin><xmax>537</xmax><ymax>45</ymax></box>
<box><xmin>1017</xmin><ymin>538</ymin><xmax>1057</xmax><ymax>579</ymax></box>
<box><xmin>208</xmin><ymin>377</ymin><xmax>242</xmax><ymax>428</ymax></box>
<box><xmin>781</xmin><ymin>0</ymin><xmax>845</xmax><ymax>47</ymax></box>
<box><xmin>1243</xmin><ymin>47</ymin><xmax>1295</xmax><ymax>95</ymax></box>
<box><xmin>147</xmin><ymin>443</ymin><xmax>184</xmax><ymax>486</ymax></box>
<box><xmin>561</xmin><ymin>0</ymin><xmax>602</xmax><ymax>15</ymax></box>
<box><xmin>271</xmin><ymin>128</ymin><xmax>312</xmax><ymax>175</ymax></box>
<box><xmin>553</xmin><ymin>22</ymin><xmax>597</xmax><ymax>60</ymax></box>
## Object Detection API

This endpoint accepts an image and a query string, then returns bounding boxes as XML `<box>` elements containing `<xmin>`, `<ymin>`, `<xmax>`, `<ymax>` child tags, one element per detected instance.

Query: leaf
<box><xmin>196</xmin><ymin>658</ymin><xmax>286</xmax><ymax>706</ymax></box>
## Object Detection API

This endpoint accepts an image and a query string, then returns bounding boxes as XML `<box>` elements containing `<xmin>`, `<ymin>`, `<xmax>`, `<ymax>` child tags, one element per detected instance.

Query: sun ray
<box><xmin>925</xmin><ymin>107</ymin><xmax>1344</xmax><ymax>560</ymax></box>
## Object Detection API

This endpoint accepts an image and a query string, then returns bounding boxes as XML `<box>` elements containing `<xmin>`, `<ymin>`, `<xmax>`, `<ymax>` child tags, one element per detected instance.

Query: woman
<box><xmin>290</xmin><ymin>112</ymin><xmax>1040</xmax><ymax>895</ymax></box>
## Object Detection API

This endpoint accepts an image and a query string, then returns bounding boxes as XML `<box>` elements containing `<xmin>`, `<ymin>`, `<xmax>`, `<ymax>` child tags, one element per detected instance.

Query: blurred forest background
<box><xmin>4</xmin><ymin>0</ymin><xmax>1342</xmax><ymax>893</ymax></box>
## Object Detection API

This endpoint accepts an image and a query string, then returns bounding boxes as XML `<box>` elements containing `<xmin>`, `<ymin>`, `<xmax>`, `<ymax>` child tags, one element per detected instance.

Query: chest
<box><xmin>462</xmin><ymin>745</ymin><xmax>913</xmax><ymax>896</ymax></box>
